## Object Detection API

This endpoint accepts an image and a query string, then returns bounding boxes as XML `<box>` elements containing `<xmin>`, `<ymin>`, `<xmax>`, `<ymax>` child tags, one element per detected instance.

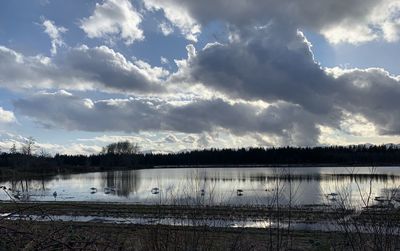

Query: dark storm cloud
<box><xmin>145</xmin><ymin>0</ymin><xmax>399</xmax><ymax>44</ymax></box>
<box><xmin>144</xmin><ymin>0</ymin><xmax>381</xmax><ymax>33</ymax></box>
<box><xmin>174</xmin><ymin>25</ymin><xmax>400</xmax><ymax>138</ymax></box>
<box><xmin>180</xmin><ymin>28</ymin><xmax>336</xmax><ymax>115</ymax></box>
<box><xmin>332</xmin><ymin>68</ymin><xmax>400</xmax><ymax>135</ymax></box>
<box><xmin>14</xmin><ymin>91</ymin><xmax>322</xmax><ymax>145</ymax></box>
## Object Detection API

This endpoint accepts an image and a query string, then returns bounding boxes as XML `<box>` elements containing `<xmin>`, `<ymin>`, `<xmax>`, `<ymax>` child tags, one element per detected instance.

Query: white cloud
<box><xmin>0</xmin><ymin>107</ymin><xmax>15</xmax><ymax>124</ymax></box>
<box><xmin>159</xmin><ymin>22</ymin><xmax>174</xmax><ymax>36</ymax></box>
<box><xmin>163</xmin><ymin>134</ymin><xmax>179</xmax><ymax>143</ymax></box>
<box><xmin>321</xmin><ymin>24</ymin><xmax>379</xmax><ymax>45</ymax></box>
<box><xmin>339</xmin><ymin>112</ymin><xmax>377</xmax><ymax>137</ymax></box>
<box><xmin>160</xmin><ymin>56</ymin><xmax>169</xmax><ymax>65</ymax></box>
<box><xmin>80</xmin><ymin>0</ymin><xmax>144</xmax><ymax>45</ymax></box>
<box><xmin>0</xmin><ymin>140</ymin><xmax>101</xmax><ymax>156</ymax></box>
<box><xmin>321</xmin><ymin>1</ymin><xmax>400</xmax><ymax>44</ymax></box>
<box><xmin>74</xmin><ymin>131</ymin><xmax>267</xmax><ymax>153</ymax></box>
<box><xmin>382</xmin><ymin>20</ymin><xmax>400</xmax><ymax>42</ymax></box>
<box><xmin>42</xmin><ymin>19</ymin><xmax>67</xmax><ymax>55</ymax></box>
<box><xmin>58</xmin><ymin>143</ymin><xmax>103</xmax><ymax>155</ymax></box>
<box><xmin>0</xmin><ymin>131</ymin><xmax>105</xmax><ymax>155</ymax></box>
<box><xmin>144</xmin><ymin>0</ymin><xmax>201</xmax><ymax>42</ymax></box>
<box><xmin>0</xmin><ymin>44</ymin><xmax>168</xmax><ymax>93</ymax></box>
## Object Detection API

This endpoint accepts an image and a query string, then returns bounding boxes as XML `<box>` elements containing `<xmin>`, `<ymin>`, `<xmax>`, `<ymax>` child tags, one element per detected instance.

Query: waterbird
<box><xmin>104</xmin><ymin>187</ymin><xmax>111</xmax><ymax>194</ymax></box>
<box><xmin>151</xmin><ymin>187</ymin><xmax>160</xmax><ymax>194</ymax></box>
<box><xmin>105</xmin><ymin>186</ymin><xmax>116</xmax><ymax>192</ymax></box>
<box><xmin>237</xmin><ymin>189</ymin><xmax>244</xmax><ymax>196</ymax></box>
<box><xmin>104</xmin><ymin>187</ymin><xmax>116</xmax><ymax>193</ymax></box>
<box><xmin>374</xmin><ymin>196</ymin><xmax>387</xmax><ymax>202</ymax></box>
<box><xmin>53</xmin><ymin>191</ymin><xmax>57</xmax><ymax>198</ymax></box>
<box><xmin>326</xmin><ymin>193</ymin><xmax>338</xmax><ymax>197</ymax></box>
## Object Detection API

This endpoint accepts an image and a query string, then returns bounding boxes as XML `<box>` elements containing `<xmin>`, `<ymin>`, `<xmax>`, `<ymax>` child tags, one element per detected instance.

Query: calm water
<box><xmin>1</xmin><ymin>166</ymin><xmax>400</xmax><ymax>207</ymax></box>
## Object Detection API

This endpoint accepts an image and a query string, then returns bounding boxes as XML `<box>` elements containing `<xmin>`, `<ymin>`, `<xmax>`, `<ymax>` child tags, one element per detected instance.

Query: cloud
<box><xmin>62</xmin><ymin>45</ymin><xmax>169</xmax><ymax>92</ymax></box>
<box><xmin>327</xmin><ymin>67</ymin><xmax>400</xmax><ymax>135</ymax></box>
<box><xmin>0</xmin><ymin>107</ymin><xmax>15</xmax><ymax>124</ymax></box>
<box><xmin>75</xmin><ymin>132</ymin><xmax>267</xmax><ymax>153</ymax></box>
<box><xmin>39</xmin><ymin>0</ymin><xmax>50</xmax><ymax>5</ymax></box>
<box><xmin>182</xmin><ymin>135</ymin><xmax>196</xmax><ymax>144</ymax></box>
<box><xmin>0</xmin><ymin>133</ymin><xmax>26</xmax><ymax>152</ymax></box>
<box><xmin>174</xmin><ymin>27</ymin><xmax>337</xmax><ymax>115</ymax></box>
<box><xmin>160</xmin><ymin>56</ymin><xmax>169</xmax><ymax>65</ymax></box>
<box><xmin>57</xmin><ymin>143</ymin><xmax>102</xmax><ymax>155</ymax></box>
<box><xmin>171</xmin><ymin>24</ymin><xmax>400</xmax><ymax>141</ymax></box>
<box><xmin>144</xmin><ymin>0</ymin><xmax>201</xmax><ymax>41</ymax></box>
<box><xmin>12</xmin><ymin>21</ymin><xmax>400</xmax><ymax>146</ymax></box>
<box><xmin>41</xmin><ymin>18</ymin><xmax>67</xmax><ymax>55</ymax></box>
<box><xmin>3</xmin><ymin>0</ymin><xmax>400</xmax><ymax>150</ymax></box>
<box><xmin>143</xmin><ymin>0</ymin><xmax>400</xmax><ymax>44</ymax></box>
<box><xmin>321</xmin><ymin>1</ymin><xmax>400</xmax><ymax>44</ymax></box>
<box><xmin>321</xmin><ymin>24</ymin><xmax>379</xmax><ymax>45</ymax></box>
<box><xmin>80</xmin><ymin>0</ymin><xmax>144</xmax><ymax>45</ymax></box>
<box><xmin>14</xmin><ymin>91</ymin><xmax>322</xmax><ymax>146</ymax></box>
<box><xmin>159</xmin><ymin>22</ymin><xmax>174</xmax><ymax>36</ymax></box>
<box><xmin>0</xmin><ymin>131</ymin><xmax>102</xmax><ymax>155</ymax></box>
<box><xmin>163</xmin><ymin>134</ymin><xmax>179</xmax><ymax>143</ymax></box>
<box><xmin>0</xmin><ymin>44</ymin><xmax>168</xmax><ymax>93</ymax></box>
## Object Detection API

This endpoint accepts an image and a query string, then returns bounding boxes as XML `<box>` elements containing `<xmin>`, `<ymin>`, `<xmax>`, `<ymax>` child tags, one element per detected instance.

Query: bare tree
<box><xmin>39</xmin><ymin>148</ymin><xmax>51</xmax><ymax>157</ymax></box>
<box><xmin>21</xmin><ymin>137</ymin><xmax>36</xmax><ymax>156</ymax></box>
<box><xmin>9</xmin><ymin>143</ymin><xmax>17</xmax><ymax>154</ymax></box>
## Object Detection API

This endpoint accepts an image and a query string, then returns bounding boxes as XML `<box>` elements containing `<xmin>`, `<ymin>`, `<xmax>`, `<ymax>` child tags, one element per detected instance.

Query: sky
<box><xmin>0</xmin><ymin>0</ymin><xmax>400</xmax><ymax>155</ymax></box>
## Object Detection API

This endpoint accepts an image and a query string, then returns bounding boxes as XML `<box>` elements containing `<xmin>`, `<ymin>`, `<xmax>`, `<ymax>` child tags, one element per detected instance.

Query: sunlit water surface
<box><xmin>1</xmin><ymin>166</ymin><xmax>400</xmax><ymax>207</ymax></box>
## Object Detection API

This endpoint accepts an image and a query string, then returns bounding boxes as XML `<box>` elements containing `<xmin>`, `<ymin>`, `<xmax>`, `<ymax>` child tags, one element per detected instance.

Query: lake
<box><xmin>1</xmin><ymin>166</ymin><xmax>400</xmax><ymax>208</ymax></box>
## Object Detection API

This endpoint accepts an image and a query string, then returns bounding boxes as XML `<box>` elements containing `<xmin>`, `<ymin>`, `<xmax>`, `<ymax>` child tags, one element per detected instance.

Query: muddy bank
<box><xmin>0</xmin><ymin>201</ymin><xmax>353</xmax><ymax>221</ymax></box>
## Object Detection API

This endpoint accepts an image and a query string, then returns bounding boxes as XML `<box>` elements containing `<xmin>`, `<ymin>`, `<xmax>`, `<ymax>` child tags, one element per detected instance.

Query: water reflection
<box><xmin>98</xmin><ymin>171</ymin><xmax>141</xmax><ymax>197</ymax></box>
<box><xmin>1</xmin><ymin>166</ymin><xmax>400</xmax><ymax>207</ymax></box>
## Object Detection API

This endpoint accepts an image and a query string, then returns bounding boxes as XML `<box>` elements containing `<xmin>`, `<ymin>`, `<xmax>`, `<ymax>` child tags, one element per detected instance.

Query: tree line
<box><xmin>1</xmin><ymin>140</ymin><xmax>400</xmax><ymax>175</ymax></box>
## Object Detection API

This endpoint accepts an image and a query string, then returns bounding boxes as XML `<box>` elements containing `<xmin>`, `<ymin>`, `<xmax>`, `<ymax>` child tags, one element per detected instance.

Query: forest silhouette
<box><xmin>1</xmin><ymin>142</ymin><xmax>400</xmax><ymax>175</ymax></box>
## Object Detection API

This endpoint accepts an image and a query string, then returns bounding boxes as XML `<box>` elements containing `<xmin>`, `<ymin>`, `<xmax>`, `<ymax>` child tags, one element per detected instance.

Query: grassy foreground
<box><xmin>1</xmin><ymin>202</ymin><xmax>400</xmax><ymax>250</ymax></box>
<box><xmin>0</xmin><ymin>219</ymin><xmax>337</xmax><ymax>251</ymax></box>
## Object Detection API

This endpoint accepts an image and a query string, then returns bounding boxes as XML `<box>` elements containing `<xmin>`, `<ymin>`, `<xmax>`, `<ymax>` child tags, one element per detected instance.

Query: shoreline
<box><xmin>152</xmin><ymin>163</ymin><xmax>400</xmax><ymax>169</ymax></box>
<box><xmin>1</xmin><ymin>163</ymin><xmax>400</xmax><ymax>180</ymax></box>
<box><xmin>0</xmin><ymin>201</ymin><xmax>390</xmax><ymax>223</ymax></box>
